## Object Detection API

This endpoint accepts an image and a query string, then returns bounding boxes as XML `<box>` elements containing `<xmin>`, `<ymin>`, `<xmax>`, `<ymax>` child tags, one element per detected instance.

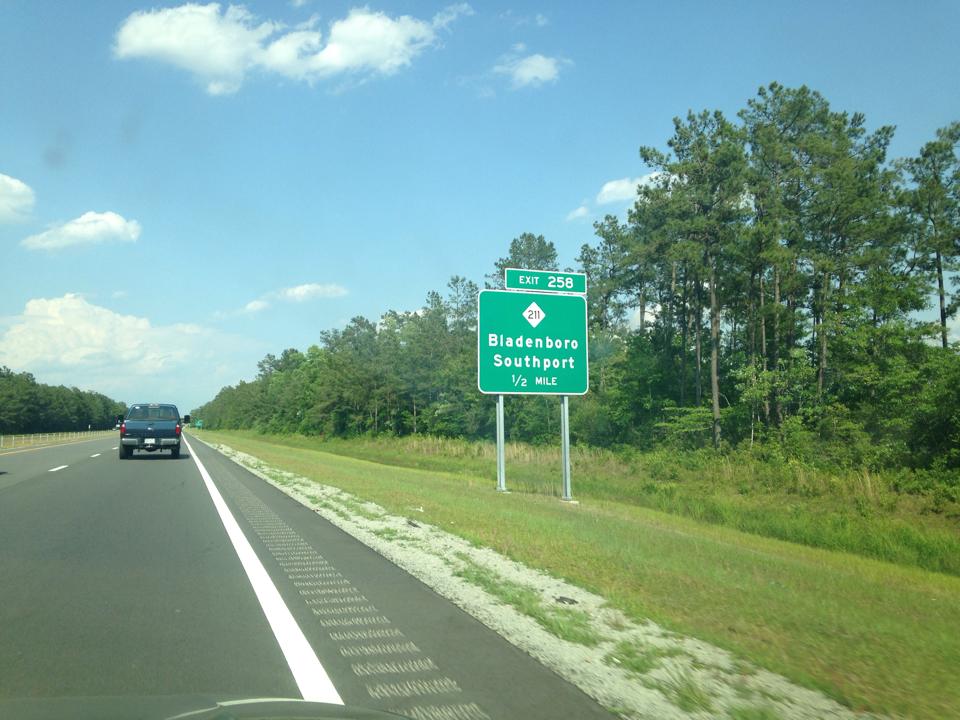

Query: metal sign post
<box><xmin>560</xmin><ymin>395</ymin><xmax>574</xmax><ymax>502</ymax></box>
<box><xmin>496</xmin><ymin>394</ymin><xmax>507</xmax><ymax>492</ymax></box>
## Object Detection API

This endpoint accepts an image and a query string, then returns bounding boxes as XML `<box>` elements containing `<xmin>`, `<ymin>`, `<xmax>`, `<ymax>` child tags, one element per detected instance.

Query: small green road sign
<box><xmin>504</xmin><ymin>268</ymin><xmax>587</xmax><ymax>294</ymax></box>
<box><xmin>478</xmin><ymin>290</ymin><xmax>589</xmax><ymax>395</ymax></box>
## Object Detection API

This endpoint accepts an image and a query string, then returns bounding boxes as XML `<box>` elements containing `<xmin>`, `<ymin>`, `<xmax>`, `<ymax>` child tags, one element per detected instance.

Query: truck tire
<box><xmin>119</xmin><ymin>445</ymin><xmax>132</xmax><ymax>459</ymax></box>
<box><xmin>171</xmin><ymin>445</ymin><xmax>180</xmax><ymax>459</ymax></box>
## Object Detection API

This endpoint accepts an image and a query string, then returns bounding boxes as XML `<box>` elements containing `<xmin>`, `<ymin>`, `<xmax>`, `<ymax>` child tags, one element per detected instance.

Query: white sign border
<box><xmin>477</xmin><ymin>288</ymin><xmax>590</xmax><ymax>396</ymax></box>
<box><xmin>502</xmin><ymin>267</ymin><xmax>588</xmax><ymax>295</ymax></box>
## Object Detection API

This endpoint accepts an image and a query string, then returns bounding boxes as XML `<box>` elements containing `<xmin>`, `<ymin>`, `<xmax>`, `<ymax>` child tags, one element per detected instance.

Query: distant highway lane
<box><xmin>0</xmin><ymin>433</ymin><xmax>612</xmax><ymax>719</ymax></box>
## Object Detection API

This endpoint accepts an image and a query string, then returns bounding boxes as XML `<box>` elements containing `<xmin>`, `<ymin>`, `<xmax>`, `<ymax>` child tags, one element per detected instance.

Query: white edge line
<box><xmin>182</xmin><ymin>435</ymin><xmax>343</xmax><ymax>705</ymax></box>
<box><xmin>49</xmin><ymin>465</ymin><xmax>68</xmax><ymax>472</ymax></box>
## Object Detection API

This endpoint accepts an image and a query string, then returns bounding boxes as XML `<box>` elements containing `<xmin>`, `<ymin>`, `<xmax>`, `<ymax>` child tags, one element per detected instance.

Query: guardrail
<box><xmin>0</xmin><ymin>429</ymin><xmax>115</xmax><ymax>450</ymax></box>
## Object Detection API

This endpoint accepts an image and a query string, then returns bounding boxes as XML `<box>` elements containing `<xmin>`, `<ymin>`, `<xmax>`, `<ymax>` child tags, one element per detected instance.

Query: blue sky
<box><xmin>1</xmin><ymin>0</ymin><xmax>958</xmax><ymax>412</ymax></box>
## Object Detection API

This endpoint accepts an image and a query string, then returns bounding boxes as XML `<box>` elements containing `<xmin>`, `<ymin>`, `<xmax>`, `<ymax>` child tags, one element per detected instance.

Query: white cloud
<box><xmin>0</xmin><ymin>293</ymin><xmax>254</xmax><ymax>410</ymax></box>
<box><xmin>21</xmin><ymin>211</ymin><xmax>141</xmax><ymax>251</ymax></box>
<box><xmin>498</xmin><ymin>10</ymin><xmax>548</xmax><ymax>28</ymax></box>
<box><xmin>244</xmin><ymin>299</ymin><xmax>269</xmax><ymax>313</ymax></box>
<box><xmin>115</xmin><ymin>3</ymin><xmax>473</xmax><ymax>95</ymax></box>
<box><xmin>494</xmin><ymin>52</ymin><xmax>565</xmax><ymax>88</ymax></box>
<box><xmin>0</xmin><ymin>294</ymin><xmax>192</xmax><ymax>371</ymax></box>
<box><xmin>115</xmin><ymin>4</ymin><xmax>274</xmax><ymax>95</ymax></box>
<box><xmin>596</xmin><ymin>177</ymin><xmax>642</xmax><ymax>204</ymax></box>
<box><xmin>0</xmin><ymin>172</ymin><xmax>35</xmax><ymax>223</ymax></box>
<box><xmin>432</xmin><ymin>3</ymin><xmax>474</xmax><ymax>30</ymax></box>
<box><xmin>566</xmin><ymin>173</ymin><xmax>664</xmax><ymax>225</ymax></box>
<box><xmin>278</xmin><ymin>282</ymin><xmax>348</xmax><ymax>301</ymax></box>
<box><xmin>236</xmin><ymin>282</ymin><xmax>348</xmax><ymax>315</ymax></box>
<box><xmin>596</xmin><ymin>173</ymin><xmax>661</xmax><ymax>204</ymax></box>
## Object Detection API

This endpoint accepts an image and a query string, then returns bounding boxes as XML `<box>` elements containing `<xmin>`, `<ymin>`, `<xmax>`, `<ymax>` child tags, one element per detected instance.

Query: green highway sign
<box><xmin>478</xmin><ymin>290</ymin><xmax>589</xmax><ymax>395</ymax></box>
<box><xmin>504</xmin><ymin>268</ymin><xmax>587</xmax><ymax>294</ymax></box>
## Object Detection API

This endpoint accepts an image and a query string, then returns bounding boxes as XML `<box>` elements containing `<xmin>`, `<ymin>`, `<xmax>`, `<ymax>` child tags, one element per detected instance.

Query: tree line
<box><xmin>0</xmin><ymin>367</ymin><xmax>127</xmax><ymax>434</ymax></box>
<box><xmin>194</xmin><ymin>83</ymin><xmax>960</xmax><ymax>470</ymax></box>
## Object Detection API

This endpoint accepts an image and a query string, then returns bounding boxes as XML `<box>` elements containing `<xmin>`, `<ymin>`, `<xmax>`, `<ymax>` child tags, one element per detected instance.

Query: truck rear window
<box><xmin>127</xmin><ymin>405</ymin><xmax>179</xmax><ymax>421</ymax></box>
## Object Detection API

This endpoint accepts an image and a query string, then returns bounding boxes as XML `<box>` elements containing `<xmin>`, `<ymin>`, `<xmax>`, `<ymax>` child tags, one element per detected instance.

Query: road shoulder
<box><xmin>192</xmin><ymin>435</ymin><xmax>871</xmax><ymax>720</ymax></box>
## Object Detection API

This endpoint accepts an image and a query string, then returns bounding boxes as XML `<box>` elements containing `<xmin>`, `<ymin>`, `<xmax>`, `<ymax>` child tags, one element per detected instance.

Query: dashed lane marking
<box><xmin>48</xmin><ymin>465</ymin><xmax>68</xmax><ymax>472</ymax></box>
<box><xmin>90</xmin><ymin>453</ymin><xmax>101</xmax><ymax>458</ymax></box>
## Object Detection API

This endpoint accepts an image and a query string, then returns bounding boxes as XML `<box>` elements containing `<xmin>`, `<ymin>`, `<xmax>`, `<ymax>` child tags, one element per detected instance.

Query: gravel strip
<box><xmin>204</xmin><ymin>439</ymin><xmax>881</xmax><ymax>720</ymax></box>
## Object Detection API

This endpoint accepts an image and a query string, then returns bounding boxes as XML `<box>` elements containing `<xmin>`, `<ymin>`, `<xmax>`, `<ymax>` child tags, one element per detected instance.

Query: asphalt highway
<box><xmin>0</xmin><ymin>434</ymin><xmax>612</xmax><ymax>719</ymax></box>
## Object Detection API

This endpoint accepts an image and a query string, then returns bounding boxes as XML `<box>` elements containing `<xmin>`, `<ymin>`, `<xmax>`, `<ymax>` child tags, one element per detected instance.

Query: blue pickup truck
<box><xmin>119</xmin><ymin>403</ymin><xmax>190</xmax><ymax>459</ymax></box>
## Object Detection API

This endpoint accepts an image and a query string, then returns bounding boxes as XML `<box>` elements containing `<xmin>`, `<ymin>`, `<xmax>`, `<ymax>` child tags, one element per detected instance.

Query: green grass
<box><xmin>733</xmin><ymin>678</ymin><xmax>755</xmax><ymax>701</ymax></box>
<box><xmin>334</xmin><ymin>496</ymin><xmax>382</xmax><ymax>521</ymax></box>
<box><xmin>604</xmin><ymin>639</ymin><xmax>684</xmax><ymax>676</ymax></box>
<box><xmin>657</xmin><ymin>670</ymin><xmax>714</xmax><ymax>713</ymax></box>
<box><xmin>220</xmin><ymin>432</ymin><xmax>960</xmax><ymax>576</ymax></box>
<box><xmin>727</xmin><ymin>705</ymin><xmax>782</xmax><ymax>720</ymax></box>
<box><xmin>199</xmin><ymin>430</ymin><xmax>960</xmax><ymax>719</ymax></box>
<box><xmin>370</xmin><ymin>527</ymin><xmax>416</xmax><ymax>543</ymax></box>
<box><xmin>311</xmin><ymin>498</ymin><xmax>350</xmax><ymax>521</ymax></box>
<box><xmin>454</xmin><ymin>554</ymin><xmax>603</xmax><ymax>647</ymax></box>
<box><xmin>370</xmin><ymin>527</ymin><xmax>400</xmax><ymax>541</ymax></box>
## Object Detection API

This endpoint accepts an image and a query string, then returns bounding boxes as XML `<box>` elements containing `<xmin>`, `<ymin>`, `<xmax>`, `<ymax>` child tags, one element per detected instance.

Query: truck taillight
<box><xmin>120</xmin><ymin>422</ymin><xmax>126</xmax><ymax>435</ymax></box>
<box><xmin>175</xmin><ymin>424</ymin><xmax>181</xmax><ymax>436</ymax></box>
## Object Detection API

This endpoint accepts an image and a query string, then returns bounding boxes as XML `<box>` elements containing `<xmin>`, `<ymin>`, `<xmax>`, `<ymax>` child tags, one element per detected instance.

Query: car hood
<box><xmin>0</xmin><ymin>696</ymin><xmax>410</xmax><ymax>720</ymax></box>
